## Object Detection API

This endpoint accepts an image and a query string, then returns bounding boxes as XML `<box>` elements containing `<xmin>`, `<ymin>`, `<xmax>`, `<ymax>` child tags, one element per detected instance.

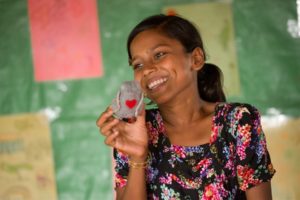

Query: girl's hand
<box><xmin>96</xmin><ymin>106</ymin><xmax>149</xmax><ymax>161</ymax></box>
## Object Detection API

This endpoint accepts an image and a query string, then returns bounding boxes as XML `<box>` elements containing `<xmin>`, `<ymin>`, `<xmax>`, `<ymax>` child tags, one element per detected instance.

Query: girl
<box><xmin>97</xmin><ymin>14</ymin><xmax>275</xmax><ymax>200</ymax></box>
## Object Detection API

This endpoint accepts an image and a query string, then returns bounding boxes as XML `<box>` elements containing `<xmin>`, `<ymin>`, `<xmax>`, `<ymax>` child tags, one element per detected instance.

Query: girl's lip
<box><xmin>144</xmin><ymin>76</ymin><xmax>168</xmax><ymax>93</ymax></box>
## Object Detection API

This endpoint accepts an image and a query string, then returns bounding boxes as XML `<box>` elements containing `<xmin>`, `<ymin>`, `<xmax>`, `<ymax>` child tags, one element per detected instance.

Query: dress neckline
<box><xmin>158</xmin><ymin>102</ymin><xmax>223</xmax><ymax>148</ymax></box>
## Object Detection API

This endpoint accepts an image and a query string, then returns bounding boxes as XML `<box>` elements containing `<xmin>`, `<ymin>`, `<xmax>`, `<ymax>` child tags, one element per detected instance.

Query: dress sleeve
<box><xmin>113</xmin><ymin>148</ymin><xmax>129</xmax><ymax>188</ymax></box>
<box><xmin>234</xmin><ymin>104</ymin><xmax>275</xmax><ymax>191</ymax></box>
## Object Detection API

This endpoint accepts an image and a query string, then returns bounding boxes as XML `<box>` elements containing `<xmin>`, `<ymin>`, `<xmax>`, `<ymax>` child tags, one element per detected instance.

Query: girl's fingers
<box><xmin>136</xmin><ymin>103</ymin><xmax>146</xmax><ymax>123</ymax></box>
<box><xmin>100</xmin><ymin>118</ymin><xmax>120</xmax><ymax>136</ymax></box>
<box><xmin>96</xmin><ymin>108</ymin><xmax>114</xmax><ymax>128</ymax></box>
<box><xmin>104</xmin><ymin>130</ymin><xmax>119</xmax><ymax>147</ymax></box>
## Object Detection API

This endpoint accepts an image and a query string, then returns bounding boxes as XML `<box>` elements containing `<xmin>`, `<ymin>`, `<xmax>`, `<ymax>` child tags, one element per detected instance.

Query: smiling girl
<box><xmin>97</xmin><ymin>14</ymin><xmax>275</xmax><ymax>200</ymax></box>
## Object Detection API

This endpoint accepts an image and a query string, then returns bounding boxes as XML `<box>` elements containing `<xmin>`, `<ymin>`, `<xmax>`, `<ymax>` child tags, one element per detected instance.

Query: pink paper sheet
<box><xmin>28</xmin><ymin>0</ymin><xmax>103</xmax><ymax>82</ymax></box>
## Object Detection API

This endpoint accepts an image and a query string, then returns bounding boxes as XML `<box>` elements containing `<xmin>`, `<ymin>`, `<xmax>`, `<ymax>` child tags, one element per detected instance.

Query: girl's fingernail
<box><xmin>107</xmin><ymin>110</ymin><xmax>113</xmax><ymax>115</ymax></box>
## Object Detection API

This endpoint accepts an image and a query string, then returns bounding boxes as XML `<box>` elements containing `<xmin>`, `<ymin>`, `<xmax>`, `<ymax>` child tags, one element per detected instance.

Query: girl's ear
<box><xmin>191</xmin><ymin>47</ymin><xmax>204</xmax><ymax>71</ymax></box>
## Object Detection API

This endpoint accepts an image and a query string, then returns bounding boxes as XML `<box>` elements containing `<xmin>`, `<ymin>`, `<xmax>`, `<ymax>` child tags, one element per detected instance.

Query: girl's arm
<box><xmin>97</xmin><ymin>107</ymin><xmax>149</xmax><ymax>200</ymax></box>
<box><xmin>116</xmin><ymin>160</ymin><xmax>147</xmax><ymax>200</ymax></box>
<box><xmin>246</xmin><ymin>182</ymin><xmax>272</xmax><ymax>200</ymax></box>
<box><xmin>233</xmin><ymin>104</ymin><xmax>275</xmax><ymax>200</ymax></box>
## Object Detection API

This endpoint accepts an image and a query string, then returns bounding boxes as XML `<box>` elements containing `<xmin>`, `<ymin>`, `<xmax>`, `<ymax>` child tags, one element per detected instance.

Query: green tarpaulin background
<box><xmin>0</xmin><ymin>0</ymin><xmax>299</xmax><ymax>199</ymax></box>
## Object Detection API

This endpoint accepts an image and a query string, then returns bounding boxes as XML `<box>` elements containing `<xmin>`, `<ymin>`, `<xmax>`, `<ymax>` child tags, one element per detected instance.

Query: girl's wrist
<box><xmin>128</xmin><ymin>159</ymin><xmax>148</xmax><ymax>169</ymax></box>
<box><xmin>128</xmin><ymin>152</ymin><xmax>149</xmax><ymax>169</ymax></box>
<box><xmin>130</xmin><ymin>151</ymin><xmax>148</xmax><ymax>163</ymax></box>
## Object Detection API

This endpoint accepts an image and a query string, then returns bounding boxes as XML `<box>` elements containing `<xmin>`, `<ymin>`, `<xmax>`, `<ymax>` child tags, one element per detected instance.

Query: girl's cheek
<box><xmin>134</xmin><ymin>71</ymin><xmax>142</xmax><ymax>81</ymax></box>
<box><xmin>133</xmin><ymin>74</ymin><xmax>139</xmax><ymax>82</ymax></box>
<box><xmin>133</xmin><ymin>75</ymin><xmax>142</xmax><ymax>87</ymax></box>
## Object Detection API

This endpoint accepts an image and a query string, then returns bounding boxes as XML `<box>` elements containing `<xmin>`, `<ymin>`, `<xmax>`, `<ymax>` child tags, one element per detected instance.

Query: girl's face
<box><xmin>129</xmin><ymin>29</ymin><xmax>203</xmax><ymax>105</ymax></box>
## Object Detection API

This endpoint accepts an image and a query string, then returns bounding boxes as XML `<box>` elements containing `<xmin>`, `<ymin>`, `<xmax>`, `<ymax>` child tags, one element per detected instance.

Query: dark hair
<box><xmin>127</xmin><ymin>14</ymin><xmax>226</xmax><ymax>102</ymax></box>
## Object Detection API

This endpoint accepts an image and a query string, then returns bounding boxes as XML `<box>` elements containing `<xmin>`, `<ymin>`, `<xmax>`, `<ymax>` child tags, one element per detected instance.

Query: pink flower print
<box><xmin>257</xmin><ymin>126</ymin><xmax>262</xmax><ymax>136</ymax></box>
<box><xmin>194</xmin><ymin>158</ymin><xmax>212</xmax><ymax>174</ymax></box>
<box><xmin>159</xmin><ymin>174</ymin><xmax>172</xmax><ymax>185</ymax></box>
<box><xmin>116</xmin><ymin>149</ymin><xmax>128</xmax><ymax>161</ymax></box>
<box><xmin>172</xmin><ymin>146</ymin><xmax>186</xmax><ymax>158</ymax></box>
<box><xmin>160</xmin><ymin>184</ymin><xmax>180</xmax><ymax>199</ymax></box>
<box><xmin>225</xmin><ymin>143</ymin><xmax>235</xmax><ymax>172</ymax></box>
<box><xmin>202</xmin><ymin>183</ymin><xmax>222</xmax><ymax>200</ymax></box>
<box><xmin>234</xmin><ymin>110</ymin><xmax>243</xmax><ymax>120</ymax></box>
<box><xmin>160</xmin><ymin>173</ymin><xmax>201</xmax><ymax>189</ymax></box>
<box><xmin>237</xmin><ymin>124</ymin><xmax>251</xmax><ymax>160</ymax></box>
<box><xmin>237</xmin><ymin>165</ymin><xmax>261</xmax><ymax>190</ymax></box>
<box><xmin>149</xmin><ymin>194</ymin><xmax>159</xmax><ymax>200</ymax></box>
<box><xmin>210</xmin><ymin>121</ymin><xmax>218</xmax><ymax>143</ymax></box>
<box><xmin>235</xmin><ymin>107</ymin><xmax>250</xmax><ymax>120</ymax></box>
<box><xmin>224</xmin><ymin>158</ymin><xmax>234</xmax><ymax>171</ymax></box>
<box><xmin>146</xmin><ymin>121</ymin><xmax>159</xmax><ymax>145</ymax></box>
<box><xmin>237</xmin><ymin>144</ymin><xmax>246</xmax><ymax>161</ymax></box>
<box><xmin>155</xmin><ymin>113</ymin><xmax>165</xmax><ymax>133</ymax></box>
<box><xmin>206</xmin><ymin>168</ymin><xmax>215</xmax><ymax>178</ymax></box>
<box><xmin>238</xmin><ymin>124</ymin><xmax>251</xmax><ymax>145</ymax></box>
<box><xmin>115</xmin><ymin>173</ymin><xmax>127</xmax><ymax>188</ymax></box>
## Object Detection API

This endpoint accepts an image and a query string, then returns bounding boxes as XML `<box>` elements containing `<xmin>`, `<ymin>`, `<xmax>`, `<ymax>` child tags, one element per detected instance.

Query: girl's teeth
<box><xmin>148</xmin><ymin>78</ymin><xmax>167</xmax><ymax>89</ymax></box>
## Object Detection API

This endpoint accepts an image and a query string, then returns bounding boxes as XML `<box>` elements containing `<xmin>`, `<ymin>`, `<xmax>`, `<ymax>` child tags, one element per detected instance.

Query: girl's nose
<box><xmin>143</xmin><ymin>62</ymin><xmax>157</xmax><ymax>77</ymax></box>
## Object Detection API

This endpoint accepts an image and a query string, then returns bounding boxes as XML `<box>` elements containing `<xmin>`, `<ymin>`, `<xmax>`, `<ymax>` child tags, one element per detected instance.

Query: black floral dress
<box><xmin>113</xmin><ymin>103</ymin><xmax>275</xmax><ymax>199</ymax></box>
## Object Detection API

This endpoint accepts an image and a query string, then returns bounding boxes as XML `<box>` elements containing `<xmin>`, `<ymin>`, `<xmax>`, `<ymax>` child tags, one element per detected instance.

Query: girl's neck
<box><xmin>158</xmin><ymin>93</ymin><xmax>213</xmax><ymax>128</ymax></box>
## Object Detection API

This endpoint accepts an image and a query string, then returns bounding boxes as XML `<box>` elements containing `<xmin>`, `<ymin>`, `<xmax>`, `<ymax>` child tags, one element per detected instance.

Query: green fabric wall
<box><xmin>0</xmin><ymin>0</ymin><xmax>299</xmax><ymax>199</ymax></box>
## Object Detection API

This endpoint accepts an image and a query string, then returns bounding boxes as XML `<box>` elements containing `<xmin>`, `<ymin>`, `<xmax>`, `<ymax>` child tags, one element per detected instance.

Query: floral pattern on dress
<box><xmin>113</xmin><ymin>103</ymin><xmax>276</xmax><ymax>199</ymax></box>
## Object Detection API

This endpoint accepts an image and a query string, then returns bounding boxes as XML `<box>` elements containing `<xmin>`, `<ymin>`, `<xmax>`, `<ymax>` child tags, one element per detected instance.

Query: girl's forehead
<box><xmin>130</xmin><ymin>29</ymin><xmax>179</xmax><ymax>50</ymax></box>
<box><xmin>129</xmin><ymin>29</ymin><xmax>186</xmax><ymax>61</ymax></box>
<box><xmin>134</xmin><ymin>29</ymin><xmax>168</xmax><ymax>41</ymax></box>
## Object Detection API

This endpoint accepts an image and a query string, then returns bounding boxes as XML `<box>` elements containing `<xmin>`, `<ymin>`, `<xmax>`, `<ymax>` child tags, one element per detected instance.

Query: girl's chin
<box><xmin>149</xmin><ymin>96</ymin><xmax>170</xmax><ymax>106</ymax></box>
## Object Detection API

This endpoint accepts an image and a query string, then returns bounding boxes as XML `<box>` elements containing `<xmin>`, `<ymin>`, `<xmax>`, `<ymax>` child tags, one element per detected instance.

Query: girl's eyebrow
<box><xmin>131</xmin><ymin>43</ymin><xmax>170</xmax><ymax>62</ymax></box>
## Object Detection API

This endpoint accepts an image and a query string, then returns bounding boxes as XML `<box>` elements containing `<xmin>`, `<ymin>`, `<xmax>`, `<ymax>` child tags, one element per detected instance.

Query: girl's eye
<box><xmin>154</xmin><ymin>52</ymin><xmax>166</xmax><ymax>60</ymax></box>
<box><xmin>133</xmin><ymin>63</ymin><xmax>143</xmax><ymax>70</ymax></box>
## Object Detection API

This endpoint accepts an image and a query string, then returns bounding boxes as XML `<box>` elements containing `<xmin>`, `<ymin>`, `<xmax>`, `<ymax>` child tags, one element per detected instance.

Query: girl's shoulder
<box><xmin>213</xmin><ymin>102</ymin><xmax>263</xmax><ymax>138</ymax></box>
<box><xmin>215</xmin><ymin>102</ymin><xmax>261</xmax><ymax>119</ymax></box>
<box><xmin>210</xmin><ymin>102</ymin><xmax>264</xmax><ymax>146</ymax></box>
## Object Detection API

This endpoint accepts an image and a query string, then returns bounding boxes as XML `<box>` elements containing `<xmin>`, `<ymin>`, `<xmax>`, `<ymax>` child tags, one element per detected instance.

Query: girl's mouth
<box><xmin>147</xmin><ymin>77</ymin><xmax>168</xmax><ymax>90</ymax></box>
